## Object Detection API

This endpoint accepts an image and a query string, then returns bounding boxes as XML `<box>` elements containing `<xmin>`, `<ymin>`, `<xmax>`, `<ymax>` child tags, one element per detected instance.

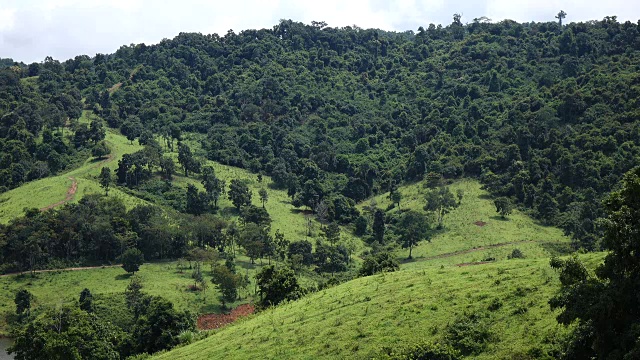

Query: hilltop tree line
<box><xmin>3</xmin><ymin>15</ymin><xmax>639</xmax><ymax>249</ymax></box>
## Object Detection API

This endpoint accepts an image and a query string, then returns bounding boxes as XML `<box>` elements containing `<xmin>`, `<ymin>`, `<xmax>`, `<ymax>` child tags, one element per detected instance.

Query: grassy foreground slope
<box><xmin>156</xmin><ymin>253</ymin><xmax>605</xmax><ymax>360</ymax></box>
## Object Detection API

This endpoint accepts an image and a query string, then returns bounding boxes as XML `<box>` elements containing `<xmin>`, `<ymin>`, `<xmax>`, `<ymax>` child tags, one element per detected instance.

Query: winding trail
<box><xmin>40</xmin><ymin>177</ymin><xmax>78</xmax><ymax>211</ymax></box>
<box><xmin>0</xmin><ymin>264</ymin><xmax>121</xmax><ymax>277</ymax></box>
<box><xmin>404</xmin><ymin>240</ymin><xmax>536</xmax><ymax>264</ymax></box>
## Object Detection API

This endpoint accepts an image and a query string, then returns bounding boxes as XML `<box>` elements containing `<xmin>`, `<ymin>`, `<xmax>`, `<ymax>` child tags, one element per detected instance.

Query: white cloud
<box><xmin>0</xmin><ymin>0</ymin><xmax>639</xmax><ymax>63</ymax></box>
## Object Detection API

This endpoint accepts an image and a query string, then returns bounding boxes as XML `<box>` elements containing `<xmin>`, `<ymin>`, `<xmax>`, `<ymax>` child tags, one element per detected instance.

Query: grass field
<box><xmin>155</xmin><ymin>252</ymin><xmax>606</xmax><ymax>360</ymax></box>
<box><xmin>0</xmin><ymin>256</ymin><xmax>271</xmax><ymax>335</ymax></box>
<box><xmin>0</xmin><ymin>111</ymin><xmax>146</xmax><ymax>223</ymax></box>
<box><xmin>359</xmin><ymin>179</ymin><xmax>571</xmax><ymax>265</ymax></box>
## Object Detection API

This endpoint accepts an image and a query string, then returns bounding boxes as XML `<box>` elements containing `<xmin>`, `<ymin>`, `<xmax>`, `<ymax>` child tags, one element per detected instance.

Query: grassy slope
<box><xmin>165</xmin><ymin>135</ymin><xmax>364</xmax><ymax>254</ymax></box>
<box><xmin>153</xmin><ymin>180</ymin><xmax>581</xmax><ymax>359</ymax></box>
<box><xmin>0</xmin><ymin>258</ymin><xmax>270</xmax><ymax>335</ymax></box>
<box><xmin>0</xmin><ymin>111</ymin><xmax>146</xmax><ymax>223</ymax></box>
<box><xmin>157</xmin><ymin>253</ymin><xmax>606</xmax><ymax>360</ymax></box>
<box><xmin>361</xmin><ymin>179</ymin><xmax>570</xmax><ymax>265</ymax></box>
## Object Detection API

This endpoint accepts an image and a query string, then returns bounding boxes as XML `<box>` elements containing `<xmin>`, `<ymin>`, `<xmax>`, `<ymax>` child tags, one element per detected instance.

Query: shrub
<box><xmin>508</xmin><ymin>248</ymin><xmax>525</xmax><ymax>259</ymax></box>
<box><xmin>381</xmin><ymin>341</ymin><xmax>461</xmax><ymax>360</ymax></box>
<box><xmin>358</xmin><ymin>252</ymin><xmax>399</xmax><ymax>277</ymax></box>
<box><xmin>445</xmin><ymin>312</ymin><xmax>495</xmax><ymax>356</ymax></box>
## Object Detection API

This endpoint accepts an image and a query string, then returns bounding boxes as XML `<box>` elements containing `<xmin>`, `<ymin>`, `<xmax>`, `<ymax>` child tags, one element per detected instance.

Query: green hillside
<box><xmin>150</xmin><ymin>178</ymin><xmax>577</xmax><ymax>359</ymax></box>
<box><xmin>0</xmin><ymin>111</ymin><xmax>145</xmax><ymax>223</ymax></box>
<box><xmin>363</xmin><ymin>179</ymin><xmax>570</xmax><ymax>265</ymax></box>
<box><xmin>156</xmin><ymin>253</ymin><xmax>605</xmax><ymax>360</ymax></box>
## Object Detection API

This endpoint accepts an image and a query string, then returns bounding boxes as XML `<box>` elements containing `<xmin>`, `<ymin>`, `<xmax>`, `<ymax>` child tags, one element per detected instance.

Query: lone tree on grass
<box><xmin>259</xmin><ymin>188</ymin><xmax>269</xmax><ymax>208</ymax></box>
<box><xmin>79</xmin><ymin>288</ymin><xmax>94</xmax><ymax>312</ymax></box>
<box><xmin>99</xmin><ymin>167</ymin><xmax>112</xmax><ymax>196</ymax></box>
<box><xmin>91</xmin><ymin>141</ymin><xmax>110</xmax><ymax>159</ymax></box>
<box><xmin>228</xmin><ymin>179</ymin><xmax>252</xmax><ymax>210</ymax></box>
<box><xmin>397</xmin><ymin>210</ymin><xmax>430</xmax><ymax>259</ymax></box>
<box><xmin>121</xmin><ymin>248</ymin><xmax>144</xmax><ymax>275</ymax></box>
<box><xmin>424</xmin><ymin>186</ymin><xmax>458</xmax><ymax>229</ymax></box>
<box><xmin>389</xmin><ymin>190</ymin><xmax>402</xmax><ymax>208</ymax></box>
<box><xmin>494</xmin><ymin>197</ymin><xmax>513</xmax><ymax>218</ymax></box>
<box><xmin>15</xmin><ymin>289</ymin><xmax>32</xmax><ymax>317</ymax></box>
<box><xmin>256</xmin><ymin>265</ymin><xmax>303</xmax><ymax>308</ymax></box>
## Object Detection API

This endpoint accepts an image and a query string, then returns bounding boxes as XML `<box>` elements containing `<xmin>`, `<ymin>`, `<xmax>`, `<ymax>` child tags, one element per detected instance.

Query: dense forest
<box><xmin>4</xmin><ymin>16</ymin><xmax>640</xmax><ymax>250</ymax></box>
<box><xmin>2</xmin><ymin>14</ymin><xmax>640</xmax><ymax>359</ymax></box>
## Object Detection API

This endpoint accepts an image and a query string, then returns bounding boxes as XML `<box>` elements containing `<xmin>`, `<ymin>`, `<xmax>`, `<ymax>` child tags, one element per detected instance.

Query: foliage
<box><xmin>358</xmin><ymin>252</ymin><xmax>399</xmax><ymax>277</ymax></box>
<box><xmin>79</xmin><ymin>288</ymin><xmax>94</xmax><ymax>312</ymax></box>
<box><xmin>211</xmin><ymin>263</ymin><xmax>243</xmax><ymax>306</ymax></box>
<box><xmin>396</xmin><ymin>210</ymin><xmax>430</xmax><ymax>259</ymax></box>
<box><xmin>287</xmin><ymin>240</ymin><xmax>314</xmax><ymax>266</ymax></box>
<box><xmin>9</xmin><ymin>306</ymin><xmax>121</xmax><ymax>360</ymax></box>
<box><xmin>256</xmin><ymin>265</ymin><xmax>303</xmax><ymax>308</ymax></box>
<box><xmin>92</xmin><ymin>141</ymin><xmax>111</xmax><ymax>159</ymax></box>
<box><xmin>98</xmin><ymin>166</ymin><xmax>112</xmax><ymax>196</ymax></box>
<box><xmin>445</xmin><ymin>312</ymin><xmax>495</xmax><ymax>356</ymax></box>
<box><xmin>549</xmin><ymin>167</ymin><xmax>640</xmax><ymax>359</ymax></box>
<box><xmin>228</xmin><ymin>179</ymin><xmax>252</xmax><ymax>210</ymax></box>
<box><xmin>382</xmin><ymin>341</ymin><xmax>461</xmax><ymax>360</ymax></box>
<box><xmin>508</xmin><ymin>248</ymin><xmax>525</xmax><ymax>259</ymax></box>
<box><xmin>424</xmin><ymin>187</ymin><xmax>458</xmax><ymax>229</ymax></box>
<box><xmin>494</xmin><ymin>197</ymin><xmax>513</xmax><ymax>218</ymax></box>
<box><xmin>14</xmin><ymin>289</ymin><xmax>32</xmax><ymax>316</ymax></box>
<box><xmin>121</xmin><ymin>248</ymin><xmax>144</xmax><ymax>274</ymax></box>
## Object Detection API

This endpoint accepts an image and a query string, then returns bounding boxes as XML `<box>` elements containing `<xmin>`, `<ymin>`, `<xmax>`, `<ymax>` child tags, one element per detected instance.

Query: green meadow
<box><xmin>0</xmin><ymin>257</ymin><xmax>270</xmax><ymax>335</ymax></box>
<box><xmin>359</xmin><ymin>179</ymin><xmax>571</xmax><ymax>265</ymax></box>
<box><xmin>0</xmin><ymin>111</ymin><xmax>145</xmax><ymax>223</ymax></box>
<box><xmin>155</xmin><ymin>252</ymin><xmax>606</xmax><ymax>360</ymax></box>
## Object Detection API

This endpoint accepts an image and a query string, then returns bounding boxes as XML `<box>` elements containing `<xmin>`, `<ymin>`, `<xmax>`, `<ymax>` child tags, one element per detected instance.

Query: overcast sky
<box><xmin>1</xmin><ymin>0</ymin><xmax>639</xmax><ymax>64</ymax></box>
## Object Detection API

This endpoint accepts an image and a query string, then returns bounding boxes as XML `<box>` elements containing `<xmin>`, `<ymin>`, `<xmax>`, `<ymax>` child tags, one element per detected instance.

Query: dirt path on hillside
<box><xmin>0</xmin><ymin>264</ymin><xmax>121</xmax><ymax>277</ymax></box>
<box><xmin>40</xmin><ymin>177</ymin><xmax>78</xmax><ymax>211</ymax></box>
<box><xmin>405</xmin><ymin>240</ymin><xmax>536</xmax><ymax>264</ymax></box>
<box><xmin>92</xmin><ymin>153</ymin><xmax>115</xmax><ymax>169</ymax></box>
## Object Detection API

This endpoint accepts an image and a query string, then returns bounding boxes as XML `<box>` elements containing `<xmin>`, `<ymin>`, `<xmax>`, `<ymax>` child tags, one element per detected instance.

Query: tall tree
<box><xmin>201</xmin><ymin>166</ymin><xmax>224</xmax><ymax>208</ymax></box>
<box><xmin>372</xmin><ymin>209</ymin><xmax>385</xmax><ymax>243</ymax></box>
<box><xmin>397</xmin><ymin>210</ymin><xmax>430</xmax><ymax>259</ymax></box>
<box><xmin>258</xmin><ymin>188</ymin><xmax>269</xmax><ymax>208</ymax></box>
<box><xmin>494</xmin><ymin>197</ymin><xmax>513</xmax><ymax>218</ymax></box>
<box><xmin>556</xmin><ymin>10</ymin><xmax>567</xmax><ymax>26</ymax></box>
<box><xmin>121</xmin><ymin>248</ymin><xmax>144</xmax><ymax>275</ymax></box>
<box><xmin>98</xmin><ymin>167</ymin><xmax>112</xmax><ymax>196</ymax></box>
<box><xmin>424</xmin><ymin>187</ymin><xmax>458</xmax><ymax>229</ymax></box>
<box><xmin>550</xmin><ymin>167</ymin><xmax>640</xmax><ymax>359</ymax></box>
<box><xmin>228</xmin><ymin>179</ymin><xmax>252</xmax><ymax>210</ymax></box>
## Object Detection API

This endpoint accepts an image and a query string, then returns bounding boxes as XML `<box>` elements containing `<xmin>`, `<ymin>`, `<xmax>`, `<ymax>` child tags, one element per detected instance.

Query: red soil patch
<box><xmin>197</xmin><ymin>304</ymin><xmax>255</xmax><ymax>330</ymax></box>
<box><xmin>474</xmin><ymin>221</ymin><xmax>487</xmax><ymax>227</ymax></box>
<box><xmin>40</xmin><ymin>177</ymin><xmax>77</xmax><ymax>211</ymax></box>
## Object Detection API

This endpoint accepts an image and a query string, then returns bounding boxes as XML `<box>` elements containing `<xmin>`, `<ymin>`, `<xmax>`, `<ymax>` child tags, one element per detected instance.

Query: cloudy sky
<box><xmin>1</xmin><ymin>0</ymin><xmax>639</xmax><ymax>63</ymax></box>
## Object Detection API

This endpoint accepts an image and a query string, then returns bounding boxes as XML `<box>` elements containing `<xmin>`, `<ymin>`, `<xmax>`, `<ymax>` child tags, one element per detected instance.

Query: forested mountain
<box><xmin>5</xmin><ymin>17</ymin><xmax>638</xmax><ymax>249</ymax></box>
<box><xmin>2</xmin><ymin>15</ymin><xmax>640</xmax><ymax>359</ymax></box>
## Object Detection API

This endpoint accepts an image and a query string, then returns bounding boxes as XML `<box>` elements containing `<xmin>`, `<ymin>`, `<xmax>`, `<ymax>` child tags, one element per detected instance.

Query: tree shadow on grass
<box><xmin>539</xmin><ymin>241</ymin><xmax>574</xmax><ymax>256</ymax></box>
<box><xmin>236</xmin><ymin>259</ymin><xmax>261</xmax><ymax>270</ymax></box>
<box><xmin>490</xmin><ymin>216</ymin><xmax>509</xmax><ymax>222</ymax></box>
<box><xmin>478</xmin><ymin>194</ymin><xmax>493</xmax><ymax>200</ymax></box>
<box><xmin>114</xmin><ymin>273</ymin><xmax>131</xmax><ymax>280</ymax></box>
<box><xmin>290</xmin><ymin>209</ymin><xmax>313</xmax><ymax>216</ymax></box>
